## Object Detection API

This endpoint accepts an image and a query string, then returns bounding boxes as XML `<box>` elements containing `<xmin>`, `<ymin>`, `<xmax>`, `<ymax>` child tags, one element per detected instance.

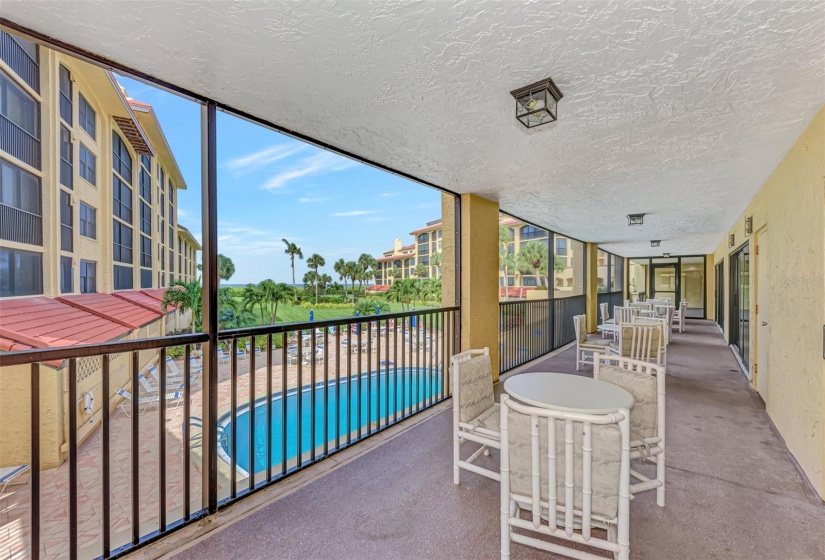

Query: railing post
<box><xmin>201</xmin><ymin>100</ymin><xmax>219</xmax><ymax>514</ymax></box>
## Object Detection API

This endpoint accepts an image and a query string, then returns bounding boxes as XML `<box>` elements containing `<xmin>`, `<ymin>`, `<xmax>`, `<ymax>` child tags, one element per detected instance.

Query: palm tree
<box><xmin>430</xmin><ymin>252</ymin><xmax>442</xmax><ymax>278</ymax></box>
<box><xmin>499</xmin><ymin>226</ymin><xmax>515</xmax><ymax>287</ymax></box>
<box><xmin>217</xmin><ymin>254</ymin><xmax>235</xmax><ymax>282</ymax></box>
<box><xmin>242</xmin><ymin>282</ymin><xmax>267</xmax><ymax>324</ymax></box>
<box><xmin>516</xmin><ymin>241</ymin><xmax>549</xmax><ymax>286</ymax></box>
<box><xmin>306</xmin><ymin>253</ymin><xmax>326</xmax><ymax>304</ymax></box>
<box><xmin>259</xmin><ymin>279</ymin><xmax>291</xmax><ymax>324</ymax></box>
<box><xmin>414</xmin><ymin>262</ymin><xmax>428</xmax><ymax>278</ymax></box>
<box><xmin>344</xmin><ymin>261</ymin><xmax>359</xmax><ymax>301</ymax></box>
<box><xmin>282</xmin><ymin>238</ymin><xmax>304</xmax><ymax>295</ymax></box>
<box><xmin>162</xmin><ymin>279</ymin><xmax>202</xmax><ymax>332</ymax></box>
<box><xmin>333</xmin><ymin>258</ymin><xmax>348</xmax><ymax>296</ymax></box>
<box><xmin>356</xmin><ymin>253</ymin><xmax>376</xmax><ymax>298</ymax></box>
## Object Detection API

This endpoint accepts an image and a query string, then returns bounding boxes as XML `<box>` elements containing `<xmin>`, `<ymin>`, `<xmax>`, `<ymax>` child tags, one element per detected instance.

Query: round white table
<box><xmin>596</xmin><ymin>323</ymin><xmax>620</xmax><ymax>335</ymax></box>
<box><xmin>503</xmin><ymin>372</ymin><xmax>634</xmax><ymax>414</ymax></box>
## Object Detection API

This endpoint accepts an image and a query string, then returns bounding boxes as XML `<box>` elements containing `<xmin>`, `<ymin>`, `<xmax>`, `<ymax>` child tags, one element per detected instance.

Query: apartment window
<box><xmin>159</xmin><ymin>219</ymin><xmax>165</xmax><ymax>243</ymax></box>
<box><xmin>60</xmin><ymin>256</ymin><xmax>73</xmax><ymax>293</ymax></box>
<box><xmin>520</xmin><ymin>225</ymin><xmax>546</xmax><ymax>240</ymax></box>
<box><xmin>0</xmin><ymin>158</ymin><xmax>40</xmax><ymax>214</ymax></box>
<box><xmin>555</xmin><ymin>237</ymin><xmax>567</xmax><ymax>256</ymax></box>
<box><xmin>113</xmin><ymin>175</ymin><xmax>132</xmax><ymax>222</ymax></box>
<box><xmin>59</xmin><ymin>65</ymin><xmax>72</xmax><ymax>124</ymax></box>
<box><xmin>0</xmin><ymin>247</ymin><xmax>42</xmax><ymax>296</ymax></box>
<box><xmin>139</xmin><ymin>201</ymin><xmax>151</xmax><ymax>235</ymax></box>
<box><xmin>60</xmin><ymin>191</ymin><xmax>72</xmax><ymax>252</ymax></box>
<box><xmin>160</xmin><ymin>192</ymin><xmax>165</xmax><ymax>217</ymax></box>
<box><xmin>140</xmin><ymin>235</ymin><xmax>152</xmax><ymax>267</ymax></box>
<box><xmin>112</xmin><ymin>132</ymin><xmax>132</xmax><ymax>182</ymax></box>
<box><xmin>59</xmin><ymin>126</ymin><xmax>72</xmax><ymax>188</ymax></box>
<box><xmin>112</xmin><ymin>220</ymin><xmax>132</xmax><ymax>263</ymax></box>
<box><xmin>0</xmin><ymin>70</ymin><xmax>39</xmax><ymax>138</ymax></box>
<box><xmin>139</xmin><ymin>167</ymin><xmax>151</xmax><ymax>202</ymax></box>
<box><xmin>79</xmin><ymin>202</ymin><xmax>96</xmax><ymax>239</ymax></box>
<box><xmin>140</xmin><ymin>268</ymin><xmax>152</xmax><ymax>289</ymax></box>
<box><xmin>169</xmin><ymin>225</ymin><xmax>173</xmax><ymax>249</ymax></box>
<box><xmin>169</xmin><ymin>248</ymin><xmax>174</xmax><ymax>272</ymax></box>
<box><xmin>78</xmin><ymin>94</ymin><xmax>95</xmax><ymax>139</ymax></box>
<box><xmin>80</xmin><ymin>260</ymin><xmax>96</xmax><ymax>293</ymax></box>
<box><xmin>78</xmin><ymin>144</ymin><xmax>95</xmax><ymax>185</ymax></box>
<box><xmin>113</xmin><ymin>264</ymin><xmax>133</xmax><ymax>291</ymax></box>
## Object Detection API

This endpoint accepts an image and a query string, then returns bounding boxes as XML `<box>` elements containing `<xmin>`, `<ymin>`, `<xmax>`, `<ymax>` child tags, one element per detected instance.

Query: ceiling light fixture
<box><xmin>663</xmin><ymin>253</ymin><xmax>671</xmax><ymax>258</ymax></box>
<box><xmin>650</xmin><ymin>240</ymin><xmax>661</xmax><ymax>247</ymax></box>
<box><xmin>627</xmin><ymin>214</ymin><xmax>645</xmax><ymax>226</ymax></box>
<box><xmin>510</xmin><ymin>78</ymin><xmax>563</xmax><ymax>129</ymax></box>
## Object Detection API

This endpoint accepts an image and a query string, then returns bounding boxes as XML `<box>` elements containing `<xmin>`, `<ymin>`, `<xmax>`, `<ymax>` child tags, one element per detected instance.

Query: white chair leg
<box><xmin>576</xmin><ymin>349</ymin><xmax>581</xmax><ymax>371</ymax></box>
<box><xmin>453</xmin><ymin>431</ymin><xmax>461</xmax><ymax>485</ymax></box>
<box><xmin>657</xmin><ymin>451</ymin><xmax>665</xmax><ymax>507</ymax></box>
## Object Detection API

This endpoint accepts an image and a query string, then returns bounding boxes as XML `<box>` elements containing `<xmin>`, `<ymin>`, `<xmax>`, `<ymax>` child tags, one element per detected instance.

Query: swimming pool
<box><xmin>219</xmin><ymin>367</ymin><xmax>443</xmax><ymax>474</ymax></box>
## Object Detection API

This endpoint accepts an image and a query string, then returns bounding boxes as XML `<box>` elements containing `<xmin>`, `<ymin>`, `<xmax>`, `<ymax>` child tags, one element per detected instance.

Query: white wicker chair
<box><xmin>611</xmin><ymin>323</ymin><xmax>665</xmax><ymax>366</ymax></box>
<box><xmin>613</xmin><ymin>306</ymin><xmax>638</xmax><ymax>325</ymax></box>
<box><xmin>594</xmin><ymin>353</ymin><xmax>666</xmax><ymax>507</ymax></box>
<box><xmin>451</xmin><ymin>348</ymin><xmax>500</xmax><ymax>484</ymax></box>
<box><xmin>673</xmin><ymin>300</ymin><xmax>688</xmax><ymax>333</ymax></box>
<box><xmin>573</xmin><ymin>314</ymin><xmax>612</xmax><ymax>370</ymax></box>
<box><xmin>599</xmin><ymin>302</ymin><xmax>614</xmax><ymax>326</ymax></box>
<box><xmin>500</xmin><ymin>394</ymin><xmax>631</xmax><ymax>560</ymax></box>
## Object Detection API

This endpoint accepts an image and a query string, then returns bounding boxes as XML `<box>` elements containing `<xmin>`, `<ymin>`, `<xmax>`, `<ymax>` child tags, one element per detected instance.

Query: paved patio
<box><xmin>170</xmin><ymin>320</ymin><xmax>825</xmax><ymax>560</ymax></box>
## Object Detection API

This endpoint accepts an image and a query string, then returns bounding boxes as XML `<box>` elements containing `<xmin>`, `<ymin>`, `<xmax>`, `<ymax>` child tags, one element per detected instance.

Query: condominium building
<box><xmin>0</xmin><ymin>31</ymin><xmax>200</xmax><ymax>300</ymax></box>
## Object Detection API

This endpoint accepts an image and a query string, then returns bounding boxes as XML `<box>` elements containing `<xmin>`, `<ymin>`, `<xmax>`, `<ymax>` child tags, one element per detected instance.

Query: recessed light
<box><xmin>627</xmin><ymin>214</ymin><xmax>645</xmax><ymax>226</ymax></box>
<box><xmin>650</xmin><ymin>240</ymin><xmax>661</xmax><ymax>247</ymax></box>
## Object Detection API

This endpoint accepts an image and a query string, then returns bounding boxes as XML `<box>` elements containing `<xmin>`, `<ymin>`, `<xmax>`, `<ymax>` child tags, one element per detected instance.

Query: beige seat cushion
<box><xmin>507</xmin><ymin>411</ymin><xmax>622</xmax><ymax>519</ymax></box>
<box><xmin>599</xmin><ymin>364</ymin><xmax>657</xmax><ymax>442</ymax></box>
<box><xmin>468</xmin><ymin>403</ymin><xmax>500</xmax><ymax>435</ymax></box>
<box><xmin>583</xmin><ymin>336</ymin><xmax>612</xmax><ymax>348</ymax></box>
<box><xmin>456</xmin><ymin>355</ymin><xmax>495</xmax><ymax>424</ymax></box>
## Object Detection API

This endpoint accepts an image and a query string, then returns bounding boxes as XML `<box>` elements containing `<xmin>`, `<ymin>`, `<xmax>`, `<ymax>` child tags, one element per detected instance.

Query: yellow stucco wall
<box><xmin>710</xmin><ymin>104</ymin><xmax>825</xmax><ymax>497</ymax></box>
<box><xmin>585</xmin><ymin>243</ymin><xmax>599</xmax><ymax>333</ymax></box>
<box><xmin>459</xmin><ymin>194</ymin><xmax>501</xmax><ymax>381</ymax></box>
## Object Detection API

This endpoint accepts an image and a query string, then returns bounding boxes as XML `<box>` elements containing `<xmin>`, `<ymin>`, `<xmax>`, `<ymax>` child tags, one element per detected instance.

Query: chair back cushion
<box><xmin>618</xmin><ymin>324</ymin><xmax>661</xmax><ymax>360</ymax></box>
<box><xmin>507</xmin><ymin>410</ymin><xmax>622</xmax><ymax>518</ymax></box>
<box><xmin>598</xmin><ymin>364</ymin><xmax>657</xmax><ymax>441</ymax></box>
<box><xmin>456</xmin><ymin>355</ymin><xmax>494</xmax><ymax>423</ymax></box>
<box><xmin>574</xmin><ymin>314</ymin><xmax>587</xmax><ymax>344</ymax></box>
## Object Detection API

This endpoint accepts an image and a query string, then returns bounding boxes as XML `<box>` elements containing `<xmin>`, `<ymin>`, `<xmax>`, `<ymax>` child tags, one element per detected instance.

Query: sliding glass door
<box><xmin>729</xmin><ymin>245</ymin><xmax>750</xmax><ymax>371</ymax></box>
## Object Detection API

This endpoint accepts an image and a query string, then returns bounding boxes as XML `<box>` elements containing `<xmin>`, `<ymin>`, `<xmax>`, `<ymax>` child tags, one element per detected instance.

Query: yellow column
<box><xmin>442</xmin><ymin>193</ymin><xmax>501</xmax><ymax>381</ymax></box>
<box><xmin>585</xmin><ymin>243</ymin><xmax>599</xmax><ymax>333</ymax></box>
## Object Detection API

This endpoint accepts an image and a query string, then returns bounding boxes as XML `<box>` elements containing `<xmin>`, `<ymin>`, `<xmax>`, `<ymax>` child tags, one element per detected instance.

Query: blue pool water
<box><xmin>220</xmin><ymin>367</ymin><xmax>442</xmax><ymax>474</ymax></box>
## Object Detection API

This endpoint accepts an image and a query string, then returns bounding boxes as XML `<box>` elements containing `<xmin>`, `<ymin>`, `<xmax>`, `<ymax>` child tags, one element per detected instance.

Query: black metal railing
<box><xmin>0</xmin><ymin>203</ymin><xmax>42</xmax><ymax>245</ymax></box>
<box><xmin>0</xmin><ymin>113</ymin><xmax>41</xmax><ymax>169</ymax></box>
<box><xmin>498</xmin><ymin>294</ymin><xmax>587</xmax><ymax>373</ymax></box>
<box><xmin>1</xmin><ymin>31</ymin><xmax>39</xmax><ymax>92</ymax></box>
<box><xmin>0</xmin><ymin>307</ymin><xmax>458</xmax><ymax>559</ymax></box>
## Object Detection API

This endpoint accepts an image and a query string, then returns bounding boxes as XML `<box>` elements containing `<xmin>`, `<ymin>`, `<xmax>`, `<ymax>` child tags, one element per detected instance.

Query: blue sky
<box><xmin>118</xmin><ymin>76</ymin><xmax>442</xmax><ymax>285</ymax></box>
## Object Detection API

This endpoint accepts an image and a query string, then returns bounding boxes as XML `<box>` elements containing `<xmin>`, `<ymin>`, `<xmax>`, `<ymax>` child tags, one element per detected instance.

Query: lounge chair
<box><xmin>0</xmin><ymin>465</ymin><xmax>29</xmax><ymax>501</ymax></box>
<box><xmin>116</xmin><ymin>388</ymin><xmax>183</xmax><ymax>416</ymax></box>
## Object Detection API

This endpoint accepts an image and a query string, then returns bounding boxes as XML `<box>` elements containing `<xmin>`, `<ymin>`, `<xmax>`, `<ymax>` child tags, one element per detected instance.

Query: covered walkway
<box><xmin>172</xmin><ymin>320</ymin><xmax>825</xmax><ymax>559</ymax></box>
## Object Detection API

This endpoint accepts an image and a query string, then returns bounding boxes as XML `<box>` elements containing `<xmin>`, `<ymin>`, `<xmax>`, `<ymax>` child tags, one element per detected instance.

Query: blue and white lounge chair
<box><xmin>0</xmin><ymin>465</ymin><xmax>29</xmax><ymax>501</ymax></box>
<box><xmin>117</xmin><ymin>388</ymin><xmax>183</xmax><ymax>416</ymax></box>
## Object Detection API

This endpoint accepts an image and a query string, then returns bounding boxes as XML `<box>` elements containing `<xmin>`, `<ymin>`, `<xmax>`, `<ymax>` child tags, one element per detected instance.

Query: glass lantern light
<box><xmin>510</xmin><ymin>78</ymin><xmax>563</xmax><ymax>129</ymax></box>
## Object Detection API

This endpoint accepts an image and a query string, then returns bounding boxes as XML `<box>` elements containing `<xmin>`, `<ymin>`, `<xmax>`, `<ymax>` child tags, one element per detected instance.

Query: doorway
<box><xmin>755</xmin><ymin>229</ymin><xmax>770</xmax><ymax>400</ymax></box>
<box><xmin>729</xmin><ymin>244</ymin><xmax>750</xmax><ymax>374</ymax></box>
<box><xmin>714</xmin><ymin>260</ymin><xmax>724</xmax><ymax>331</ymax></box>
<box><xmin>651</xmin><ymin>263</ymin><xmax>679</xmax><ymax>304</ymax></box>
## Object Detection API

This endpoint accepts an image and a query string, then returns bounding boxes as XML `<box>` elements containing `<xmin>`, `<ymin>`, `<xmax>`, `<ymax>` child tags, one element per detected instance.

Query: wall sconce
<box><xmin>745</xmin><ymin>216</ymin><xmax>753</xmax><ymax>237</ymax></box>
<box><xmin>627</xmin><ymin>214</ymin><xmax>645</xmax><ymax>226</ymax></box>
<box><xmin>729</xmin><ymin>234</ymin><xmax>735</xmax><ymax>248</ymax></box>
<box><xmin>510</xmin><ymin>78</ymin><xmax>563</xmax><ymax>128</ymax></box>
<box><xmin>650</xmin><ymin>240</ymin><xmax>661</xmax><ymax>247</ymax></box>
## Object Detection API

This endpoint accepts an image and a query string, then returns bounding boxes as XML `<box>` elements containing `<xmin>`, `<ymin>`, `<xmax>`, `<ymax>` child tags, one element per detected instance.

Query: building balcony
<box><xmin>0</xmin><ymin>203</ymin><xmax>42</xmax><ymax>246</ymax></box>
<box><xmin>0</xmin><ymin>114</ymin><xmax>41</xmax><ymax>170</ymax></box>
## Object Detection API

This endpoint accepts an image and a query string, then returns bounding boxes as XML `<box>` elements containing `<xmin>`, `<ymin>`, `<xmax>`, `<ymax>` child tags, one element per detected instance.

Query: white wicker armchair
<box><xmin>611</xmin><ymin>323</ymin><xmax>665</xmax><ymax>366</ymax></box>
<box><xmin>500</xmin><ymin>394</ymin><xmax>631</xmax><ymax>560</ymax></box>
<box><xmin>594</xmin><ymin>352</ymin><xmax>666</xmax><ymax>507</ymax></box>
<box><xmin>451</xmin><ymin>348</ymin><xmax>500</xmax><ymax>484</ymax></box>
<box><xmin>573</xmin><ymin>314</ymin><xmax>612</xmax><ymax>370</ymax></box>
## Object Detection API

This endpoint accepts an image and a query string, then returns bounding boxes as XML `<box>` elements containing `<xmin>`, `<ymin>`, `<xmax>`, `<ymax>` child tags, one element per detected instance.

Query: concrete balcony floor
<box><xmin>171</xmin><ymin>321</ymin><xmax>825</xmax><ymax>560</ymax></box>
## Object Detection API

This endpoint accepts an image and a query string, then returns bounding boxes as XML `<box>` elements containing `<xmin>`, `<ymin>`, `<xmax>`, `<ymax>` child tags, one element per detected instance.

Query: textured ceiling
<box><xmin>5</xmin><ymin>1</ymin><xmax>824</xmax><ymax>256</ymax></box>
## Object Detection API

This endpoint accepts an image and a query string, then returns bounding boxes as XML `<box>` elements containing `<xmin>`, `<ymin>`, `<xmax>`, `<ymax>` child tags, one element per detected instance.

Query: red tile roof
<box><xmin>113</xmin><ymin>290</ymin><xmax>171</xmax><ymax>314</ymax></box>
<box><xmin>137</xmin><ymin>288</ymin><xmax>178</xmax><ymax>310</ymax></box>
<box><xmin>366</xmin><ymin>285</ymin><xmax>391</xmax><ymax>292</ymax></box>
<box><xmin>409</xmin><ymin>222</ymin><xmax>442</xmax><ymax>235</ymax></box>
<box><xmin>499</xmin><ymin>286</ymin><xmax>537</xmax><ymax>298</ymax></box>
<box><xmin>57</xmin><ymin>293</ymin><xmax>161</xmax><ymax>329</ymax></box>
<box><xmin>0</xmin><ymin>297</ymin><xmax>132</xmax><ymax>351</ymax></box>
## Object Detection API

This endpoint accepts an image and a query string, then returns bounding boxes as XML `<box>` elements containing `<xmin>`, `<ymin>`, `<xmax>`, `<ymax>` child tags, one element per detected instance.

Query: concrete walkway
<box><xmin>172</xmin><ymin>320</ymin><xmax>825</xmax><ymax>560</ymax></box>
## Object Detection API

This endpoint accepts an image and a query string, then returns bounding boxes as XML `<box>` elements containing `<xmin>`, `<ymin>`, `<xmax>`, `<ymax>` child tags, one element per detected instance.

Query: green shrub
<box><xmin>166</xmin><ymin>345</ymin><xmax>184</xmax><ymax>358</ymax></box>
<box><xmin>355</xmin><ymin>298</ymin><xmax>383</xmax><ymax>316</ymax></box>
<box><xmin>299</xmin><ymin>301</ymin><xmax>354</xmax><ymax>310</ymax></box>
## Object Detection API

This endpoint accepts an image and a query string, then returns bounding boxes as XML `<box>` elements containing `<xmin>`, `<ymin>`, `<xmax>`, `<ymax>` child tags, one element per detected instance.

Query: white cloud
<box><xmin>380</xmin><ymin>192</ymin><xmax>402</xmax><ymax>197</ymax></box>
<box><xmin>332</xmin><ymin>210</ymin><xmax>377</xmax><ymax>217</ymax></box>
<box><xmin>298</xmin><ymin>197</ymin><xmax>329</xmax><ymax>203</ymax></box>
<box><xmin>225</xmin><ymin>144</ymin><xmax>306</xmax><ymax>175</ymax></box>
<box><xmin>262</xmin><ymin>151</ymin><xmax>357</xmax><ymax>191</ymax></box>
